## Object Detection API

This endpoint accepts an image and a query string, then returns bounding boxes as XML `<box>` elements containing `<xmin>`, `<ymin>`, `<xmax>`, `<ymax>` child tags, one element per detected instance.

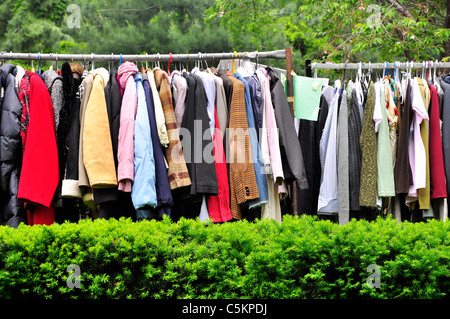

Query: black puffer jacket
<box><xmin>0</xmin><ymin>63</ymin><xmax>26</xmax><ymax>227</ymax></box>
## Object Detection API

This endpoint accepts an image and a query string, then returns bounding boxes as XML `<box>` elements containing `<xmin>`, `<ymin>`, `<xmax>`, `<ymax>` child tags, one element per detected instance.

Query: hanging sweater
<box><xmin>359</xmin><ymin>82</ymin><xmax>377</xmax><ymax>208</ymax></box>
<box><xmin>348</xmin><ymin>88</ymin><xmax>363</xmax><ymax>211</ymax></box>
<box><xmin>375</xmin><ymin>82</ymin><xmax>395</xmax><ymax>198</ymax></box>
<box><xmin>428</xmin><ymin>84</ymin><xmax>447</xmax><ymax>199</ymax></box>
<box><xmin>171</xmin><ymin>70</ymin><xmax>188</xmax><ymax>129</ymax></box>
<box><xmin>337</xmin><ymin>86</ymin><xmax>350</xmax><ymax>224</ymax></box>
<box><xmin>42</xmin><ymin>70</ymin><xmax>63</xmax><ymax>132</ymax></box>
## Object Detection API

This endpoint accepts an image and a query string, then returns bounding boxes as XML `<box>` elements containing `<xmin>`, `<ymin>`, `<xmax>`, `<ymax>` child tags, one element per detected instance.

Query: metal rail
<box><xmin>0</xmin><ymin>50</ymin><xmax>286</xmax><ymax>63</ymax></box>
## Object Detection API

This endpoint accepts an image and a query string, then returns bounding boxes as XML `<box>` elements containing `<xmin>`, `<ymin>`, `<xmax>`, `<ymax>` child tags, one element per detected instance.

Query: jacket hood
<box><xmin>441</xmin><ymin>74</ymin><xmax>450</xmax><ymax>85</ymax></box>
<box><xmin>90</xmin><ymin>67</ymin><xmax>110</xmax><ymax>88</ymax></box>
<box><xmin>42</xmin><ymin>69</ymin><xmax>62</xmax><ymax>90</ymax></box>
<box><xmin>0</xmin><ymin>63</ymin><xmax>17</xmax><ymax>86</ymax></box>
<box><xmin>440</xmin><ymin>75</ymin><xmax>450</xmax><ymax>92</ymax></box>
<box><xmin>265</xmin><ymin>66</ymin><xmax>280</xmax><ymax>85</ymax></box>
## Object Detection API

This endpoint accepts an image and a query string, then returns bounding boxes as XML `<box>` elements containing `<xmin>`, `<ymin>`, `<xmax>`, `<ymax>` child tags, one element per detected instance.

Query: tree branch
<box><xmin>385</xmin><ymin>0</ymin><xmax>415</xmax><ymax>19</ymax></box>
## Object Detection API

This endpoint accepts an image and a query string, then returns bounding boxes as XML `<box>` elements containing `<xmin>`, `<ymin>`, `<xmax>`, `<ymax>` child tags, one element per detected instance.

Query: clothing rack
<box><xmin>306</xmin><ymin>59</ymin><xmax>450</xmax><ymax>73</ymax></box>
<box><xmin>0</xmin><ymin>47</ymin><xmax>301</xmax><ymax>215</ymax></box>
<box><xmin>0</xmin><ymin>50</ymin><xmax>286</xmax><ymax>63</ymax></box>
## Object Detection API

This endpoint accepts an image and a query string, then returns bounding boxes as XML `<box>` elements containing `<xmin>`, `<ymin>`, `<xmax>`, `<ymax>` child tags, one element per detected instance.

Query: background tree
<box><xmin>0</xmin><ymin>0</ymin><xmax>238</xmax><ymax>63</ymax></box>
<box><xmin>1</xmin><ymin>0</ymin><xmax>448</xmax><ymax>73</ymax></box>
<box><xmin>206</xmin><ymin>0</ymin><xmax>450</xmax><ymax>64</ymax></box>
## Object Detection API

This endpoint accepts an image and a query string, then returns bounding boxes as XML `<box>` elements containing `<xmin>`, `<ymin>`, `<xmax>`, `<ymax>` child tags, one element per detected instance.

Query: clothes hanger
<box><xmin>109</xmin><ymin>53</ymin><xmax>113</xmax><ymax>72</ymax></box>
<box><xmin>433</xmin><ymin>61</ymin><xmax>437</xmax><ymax>82</ymax></box>
<box><xmin>90</xmin><ymin>53</ymin><xmax>95</xmax><ymax>70</ymax></box>
<box><xmin>156</xmin><ymin>53</ymin><xmax>161</xmax><ymax>69</ymax></box>
<box><xmin>48</xmin><ymin>54</ymin><xmax>58</xmax><ymax>71</ymax></box>
<box><xmin>38</xmin><ymin>52</ymin><xmax>41</xmax><ymax>73</ymax></box>
<box><xmin>421</xmin><ymin>61</ymin><xmax>425</xmax><ymax>80</ymax></box>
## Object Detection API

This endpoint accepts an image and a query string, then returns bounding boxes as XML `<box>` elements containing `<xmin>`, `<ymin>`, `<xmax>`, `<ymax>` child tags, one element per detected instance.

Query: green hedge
<box><xmin>0</xmin><ymin>215</ymin><xmax>449</xmax><ymax>299</ymax></box>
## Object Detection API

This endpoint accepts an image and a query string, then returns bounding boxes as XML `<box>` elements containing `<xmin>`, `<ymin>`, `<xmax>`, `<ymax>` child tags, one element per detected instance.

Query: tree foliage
<box><xmin>1</xmin><ymin>0</ymin><xmax>448</xmax><ymax>70</ymax></box>
<box><xmin>206</xmin><ymin>0</ymin><xmax>450</xmax><ymax>62</ymax></box>
<box><xmin>0</xmin><ymin>0</ymin><xmax>238</xmax><ymax>56</ymax></box>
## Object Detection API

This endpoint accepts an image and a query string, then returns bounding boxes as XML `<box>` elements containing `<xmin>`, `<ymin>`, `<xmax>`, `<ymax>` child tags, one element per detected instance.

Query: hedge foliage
<box><xmin>0</xmin><ymin>215</ymin><xmax>449</xmax><ymax>299</ymax></box>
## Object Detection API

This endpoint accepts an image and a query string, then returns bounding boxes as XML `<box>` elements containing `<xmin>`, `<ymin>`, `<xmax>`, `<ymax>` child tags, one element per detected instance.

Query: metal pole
<box><xmin>0</xmin><ymin>50</ymin><xmax>286</xmax><ymax>63</ymax></box>
<box><xmin>285</xmin><ymin>47</ymin><xmax>298</xmax><ymax>216</ymax></box>
<box><xmin>311</xmin><ymin>61</ymin><xmax>450</xmax><ymax>70</ymax></box>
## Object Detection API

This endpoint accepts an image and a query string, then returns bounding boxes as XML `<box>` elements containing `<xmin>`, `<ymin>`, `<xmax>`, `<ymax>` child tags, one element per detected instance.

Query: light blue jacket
<box><xmin>131</xmin><ymin>73</ymin><xmax>157</xmax><ymax>213</ymax></box>
<box><xmin>235</xmin><ymin>72</ymin><xmax>268</xmax><ymax>208</ymax></box>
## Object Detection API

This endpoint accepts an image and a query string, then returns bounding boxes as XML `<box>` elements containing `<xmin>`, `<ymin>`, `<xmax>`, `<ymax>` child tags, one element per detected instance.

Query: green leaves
<box><xmin>0</xmin><ymin>215</ymin><xmax>449</xmax><ymax>299</ymax></box>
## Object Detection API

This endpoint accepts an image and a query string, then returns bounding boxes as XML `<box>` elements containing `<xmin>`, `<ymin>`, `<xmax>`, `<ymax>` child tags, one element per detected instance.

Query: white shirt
<box><xmin>407</xmin><ymin>78</ymin><xmax>429</xmax><ymax>199</ymax></box>
<box><xmin>373</xmin><ymin>82</ymin><xmax>383</xmax><ymax>132</ymax></box>
<box><xmin>318</xmin><ymin>86</ymin><xmax>341</xmax><ymax>213</ymax></box>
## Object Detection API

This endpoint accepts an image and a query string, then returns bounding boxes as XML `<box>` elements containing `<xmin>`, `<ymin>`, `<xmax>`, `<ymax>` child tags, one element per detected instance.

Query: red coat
<box><xmin>207</xmin><ymin>106</ymin><xmax>232</xmax><ymax>223</ymax></box>
<box><xmin>429</xmin><ymin>84</ymin><xmax>447</xmax><ymax>199</ymax></box>
<box><xmin>18</xmin><ymin>73</ymin><xmax>59</xmax><ymax>224</ymax></box>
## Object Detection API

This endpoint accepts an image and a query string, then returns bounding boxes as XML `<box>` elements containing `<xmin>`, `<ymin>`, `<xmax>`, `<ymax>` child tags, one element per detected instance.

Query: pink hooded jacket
<box><xmin>117</xmin><ymin>62</ymin><xmax>139</xmax><ymax>192</ymax></box>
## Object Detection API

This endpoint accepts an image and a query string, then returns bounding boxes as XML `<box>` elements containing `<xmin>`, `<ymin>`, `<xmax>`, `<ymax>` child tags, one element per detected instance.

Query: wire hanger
<box><xmin>37</xmin><ymin>52</ymin><xmax>41</xmax><ymax>73</ymax></box>
<box><xmin>167</xmin><ymin>52</ymin><xmax>173</xmax><ymax>75</ymax></box>
<box><xmin>31</xmin><ymin>54</ymin><xmax>35</xmax><ymax>73</ymax></box>
<box><xmin>90</xmin><ymin>53</ymin><xmax>95</xmax><ymax>70</ymax></box>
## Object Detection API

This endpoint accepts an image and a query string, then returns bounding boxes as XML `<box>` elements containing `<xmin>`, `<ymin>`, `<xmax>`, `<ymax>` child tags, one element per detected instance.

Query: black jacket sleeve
<box><xmin>266</xmin><ymin>66</ymin><xmax>308</xmax><ymax>189</ymax></box>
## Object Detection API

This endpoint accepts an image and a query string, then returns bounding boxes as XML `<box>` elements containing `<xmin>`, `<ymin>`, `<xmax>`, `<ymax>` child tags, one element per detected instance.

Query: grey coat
<box><xmin>439</xmin><ymin>75</ymin><xmax>450</xmax><ymax>200</ymax></box>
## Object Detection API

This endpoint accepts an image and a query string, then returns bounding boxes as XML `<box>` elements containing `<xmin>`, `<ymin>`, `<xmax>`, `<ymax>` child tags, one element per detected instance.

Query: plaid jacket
<box><xmin>18</xmin><ymin>71</ymin><xmax>31</xmax><ymax>153</ymax></box>
<box><xmin>153</xmin><ymin>68</ymin><xmax>191</xmax><ymax>190</ymax></box>
<box><xmin>226</xmin><ymin>71</ymin><xmax>259</xmax><ymax>219</ymax></box>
